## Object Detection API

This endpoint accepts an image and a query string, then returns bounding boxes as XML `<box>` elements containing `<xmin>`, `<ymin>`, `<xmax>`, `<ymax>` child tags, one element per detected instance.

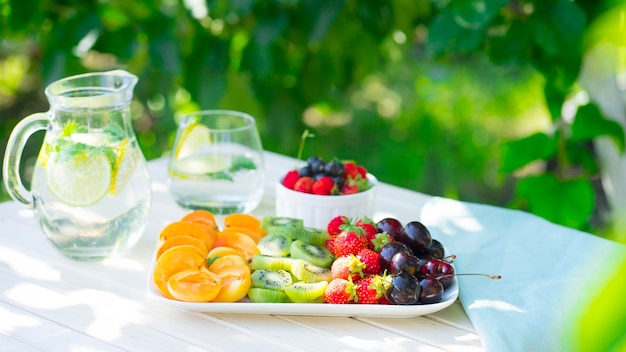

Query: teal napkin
<box><xmin>420</xmin><ymin>197</ymin><xmax>626</xmax><ymax>352</ymax></box>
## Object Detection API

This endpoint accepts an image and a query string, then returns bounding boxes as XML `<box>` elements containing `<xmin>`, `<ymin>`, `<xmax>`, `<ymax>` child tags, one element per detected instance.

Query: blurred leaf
<box><xmin>531</xmin><ymin>0</ymin><xmax>586</xmax><ymax>58</ymax></box>
<box><xmin>488</xmin><ymin>21</ymin><xmax>533</xmax><ymax>64</ymax></box>
<box><xmin>500</xmin><ymin>132</ymin><xmax>556</xmax><ymax>172</ymax></box>
<box><xmin>427</xmin><ymin>0</ymin><xmax>508</xmax><ymax>56</ymax></box>
<box><xmin>573</xmin><ymin>256</ymin><xmax>626</xmax><ymax>352</ymax></box>
<box><xmin>182</xmin><ymin>33</ymin><xmax>229</xmax><ymax>108</ymax></box>
<box><xmin>565</xmin><ymin>142</ymin><xmax>599</xmax><ymax>175</ymax></box>
<box><xmin>571</xmin><ymin>103</ymin><xmax>625</xmax><ymax>153</ymax></box>
<box><xmin>516</xmin><ymin>174</ymin><xmax>594</xmax><ymax>229</ymax></box>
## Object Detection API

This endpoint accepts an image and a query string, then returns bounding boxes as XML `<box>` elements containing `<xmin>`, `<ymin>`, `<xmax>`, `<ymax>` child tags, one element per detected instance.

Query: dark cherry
<box><xmin>419</xmin><ymin>259</ymin><xmax>455</xmax><ymax>289</ymax></box>
<box><xmin>427</xmin><ymin>239</ymin><xmax>445</xmax><ymax>260</ymax></box>
<box><xmin>376</xmin><ymin>218</ymin><xmax>404</xmax><ymax>240</ymax></box>
<box><xmin>398</xmin><ymin>221</ymin><xmax>432</xmax><ymax>256</ymax></box>
<box><xmin>378</xmin><ymin>242</ymin><xmax>413</xmax><ymax>271</ymax></box>
<box><xmin>388</xmin><ymin>272</ymin><xmax>421</xmax><ymax>305</ymax></box>
<box><xmin>418</xmin><ymin>275</ymin><xmax>443</xmax><ymax>304</ymax></box>
<box><xmin>389</xmin><ymin>251</ymin><xmax>421</xmax><ymax>276</ymax></box>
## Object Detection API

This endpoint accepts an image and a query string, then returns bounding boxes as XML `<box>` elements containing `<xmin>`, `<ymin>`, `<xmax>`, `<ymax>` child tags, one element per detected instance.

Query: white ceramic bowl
<box><xmin>275</xmin><ymin>174</ymin><xmax>377</xmax><ymax>229</ymax></box>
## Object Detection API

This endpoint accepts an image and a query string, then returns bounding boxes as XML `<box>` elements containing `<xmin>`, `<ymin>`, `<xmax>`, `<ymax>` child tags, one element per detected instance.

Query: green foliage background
<box><xmin>1</xmin><ymin>0</ymin><xmax>626</xmax><ymax>241</ymax></box>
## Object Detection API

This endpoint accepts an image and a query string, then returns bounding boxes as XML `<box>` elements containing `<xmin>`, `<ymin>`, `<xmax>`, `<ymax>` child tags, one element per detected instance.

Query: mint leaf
<box><xmin>202</xmin><ymin>156</ymin><xmax>257</xmax><ymax>182</ymax></box>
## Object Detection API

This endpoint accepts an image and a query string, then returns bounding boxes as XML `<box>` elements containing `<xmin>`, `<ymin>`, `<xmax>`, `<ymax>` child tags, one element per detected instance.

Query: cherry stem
<box><xmin>443</xmin><ymin>254</ymin><xmax>456</xmax><ymax>263</ymax></box>
<box><xmin>438</xmin><ymin>273</ymin><xmax>502</xmax><ymax>280</ymax></box>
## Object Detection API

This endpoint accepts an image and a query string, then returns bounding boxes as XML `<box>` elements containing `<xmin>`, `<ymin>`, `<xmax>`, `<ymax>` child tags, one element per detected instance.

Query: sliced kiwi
<box><xmin>251</xmin><ymin>269</ymin><xmax>293</xmax><ymax>291</ymax></box>
<box><xmin>257</xmin><ymin>232</ymin><xmax>292</xmax><ymax>257</ymax></box>
<box><xmin>282</xmin><ymin>226</ymin><xmax>330</xmax><ymax>247</ymax></box>
<box><xmin>290</xmin><ymin>259</ymin><xmax>332</xmax><ymax>283</ymax></box>
<box><xmin>283</xmin><ymin>281</ymin><xmax>329</xmax><ymax>303</ymax></box>
<box><xmin>248</xmin><ymin>287</ymin><xmax>291</xmax><ymax>303</ymax></box>
<box><xmin>290</xmin><ymin>240</ymin><xmax>333</xmax><ymax>268</ymax></box>
<box><xmin>250</xmin><ymin>255</ymin><xmax>295</xmax><ymax>271</ymax></box>
<box><xmin>261</xmin><ymin>216</ymin><xmax>303</xmax><ymax>233</ymax></box>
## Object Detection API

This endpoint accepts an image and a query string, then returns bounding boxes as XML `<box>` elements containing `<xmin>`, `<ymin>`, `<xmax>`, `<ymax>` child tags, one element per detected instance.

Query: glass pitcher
<box><xmin>2</xmin><ymin>70</ymin><xmax>151</xmax><ymax>261</ymax></box>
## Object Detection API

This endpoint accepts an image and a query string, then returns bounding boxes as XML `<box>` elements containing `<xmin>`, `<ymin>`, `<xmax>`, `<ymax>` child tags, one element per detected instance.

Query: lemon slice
<box><xmin>170</xmin><ymin>154</ymin><xmax>231</xmax><ymax>178</ymax></box>
<box><xmin>110</xmin><ymin>139</ymin><xmax>137</xmax><ymax>195</ymax></box>
<box><xmin>46</xmin><ymin>152</ymin><xmax>112</xmax><ymax>206</ymax></box>
<box><xmin>176</xmin><ymin>123</ymin><xmax>211</xmax><ymax>159</ymax></box>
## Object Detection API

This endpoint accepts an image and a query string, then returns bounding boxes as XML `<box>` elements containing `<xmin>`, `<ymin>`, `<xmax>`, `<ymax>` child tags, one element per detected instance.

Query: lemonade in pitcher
<box><xmin>31</xmin><ymin>118</ymin><xmax>151</xmax><ymax>259</ymax></box>
<box><xmin>3</xmin><ymin>70</ymin><xmax>151</xmax><ymax>260</ymax></box>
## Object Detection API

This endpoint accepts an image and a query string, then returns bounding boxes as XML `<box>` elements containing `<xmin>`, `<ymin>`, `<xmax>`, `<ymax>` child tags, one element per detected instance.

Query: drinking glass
<box><xmin>168</xmin><ymin>110</ymin><xmax>265</xmax><ymax>214</ymax></box>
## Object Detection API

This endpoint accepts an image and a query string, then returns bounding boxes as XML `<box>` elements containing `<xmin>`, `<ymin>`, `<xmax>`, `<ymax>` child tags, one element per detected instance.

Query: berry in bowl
<box><xmin>276</xmin><ymin>156</ymin><xmax>377</xmax><ymax>229</ymax></box>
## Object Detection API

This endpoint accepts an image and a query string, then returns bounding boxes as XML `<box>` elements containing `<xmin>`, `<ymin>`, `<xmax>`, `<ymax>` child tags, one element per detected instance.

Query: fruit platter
<box><xmin>146</xmin><ymin>209</ymin><xmax>462</xmax><ymax>318</ymax></box>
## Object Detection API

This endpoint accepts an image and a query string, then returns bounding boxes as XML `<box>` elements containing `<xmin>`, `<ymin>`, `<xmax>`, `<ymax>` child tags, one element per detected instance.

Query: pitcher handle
<box><xmin>2</xmin><ymin>113</ymin><xmax>49</xmax><ymax>205</ymax></box>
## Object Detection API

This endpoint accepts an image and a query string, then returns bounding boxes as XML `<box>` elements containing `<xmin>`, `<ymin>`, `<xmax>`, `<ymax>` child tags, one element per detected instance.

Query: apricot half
<box><xmin>167</xmin><ymin>268</ymin><xmax>222</xmax><ymax>302</ymax></box>
<box><xmin>181</xmin><ymin>209</ymin><xmax>219</xmax><ymax>232</ymax></box>
<box><xmin>159</xmin><ymin>221</ymin><xmax>215</xmax><ymax>251</ymax></box>
<box><xmin>153</xmin><ymin>245</ymin><xmax>208</xmax><ymax>299</ymax></box>
<box><xmin>211</xmin><ymin>265</ymin><xmax>252</xmax><ymax>302</ymax></box>
<box><xmin>156</xmin><ymin>235</ymin><xmax>208</xmax><ymax>260</ymax></box>
<box><xmin>213</xmin><ymin>231</ymin><xmax>260</xmax><ymax>261</ymax></box>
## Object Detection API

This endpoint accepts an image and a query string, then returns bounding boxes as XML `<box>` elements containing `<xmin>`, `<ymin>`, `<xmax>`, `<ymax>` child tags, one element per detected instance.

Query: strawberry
<box><xmin>357</xmin><ymin>248</ymin><xmax>381</xmax><ymax>275</ymax></box>
<box><xmin>323</xmin><ymin>278</ymin><xmax>356</xmax><ymax>304</ymax></box>
<box><xmin>312</xmin><ymin>176</ymin><xmax>335</xmax><ymax>195</ymax></box>
<box><xmin>355</xmin><ymin>220</ymin><xmax>377</xmax><ymax>248</ymax></box>
<box><xmin>370</xmin><ymin>232</ymin><xmax>394</xmax><ymax>252</ymax></box>
<box><xmin>283</xmin><ymin>169</ymin><xmax>300</xmax><ymax>190</ymax></box>
<box><xmin>331</xmin><ymin>254</ymin><xmax>366</xmax><ymax>281</ymax></box>
<box><xmin>327</xmin><ymin>215</ymin><xmax>351</xmax><ymax>236</ymax></box>
<box><xmin>293</xmin><ymin>176</ymin><xmax>314</xmax><ymax>193</ymax></box>
<box><xmin>325</xmin><ymin>235</ymin><xmax>336</xmax><ymax>255</ymax></box>
<box><xmin>354</xmin><ymin>274</ymin><xmax>391</xmax><ymax>304</ymax></box>
<box><xmin>356</xmin><ymin>165</ymin><xmax>367</xmax><ymax>179</ymax></box>
<box><xmin>340</xmin><ymin>183</ymin><xmax>359</xmax><ymax>195</ymax></box>
<box><xmin>343</xmin><ymin>162</ymin><xmax>360</xmax><ymax>180</ymax></box>
<box><xmin>333</xmin><ymin>225</ymin><xmax>368</xmax><ymax>257</ymax></box>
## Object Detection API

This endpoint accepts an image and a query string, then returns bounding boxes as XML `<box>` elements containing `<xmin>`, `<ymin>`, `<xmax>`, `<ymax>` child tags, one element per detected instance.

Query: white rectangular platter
<box><xmin>146</xmin><ymin>274</ymin><xmax>458</xmax><ymax>319</ymax></box>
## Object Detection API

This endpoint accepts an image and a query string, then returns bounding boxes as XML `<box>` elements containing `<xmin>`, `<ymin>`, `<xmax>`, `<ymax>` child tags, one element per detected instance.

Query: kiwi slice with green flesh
<box><xmin>261</xmin><ymin>216</ymin><xmax>303</xmax><ymax>233</ymax></box>
<box><xmin>257</xmin><ymin>232</ymin><xmax>292</xmax><ymax>257</ymax></box>
<box><xmin>251</xmin><ymin>269</ymin><xmax>293</xmax><ymax>290</ymax></box>
<box><xmin>283</xmin><ymin>281</ymin><xmax>329</xmax><ymax>303</ymax></box>
<box><xmin>281</xmin><ymin>226</ymin><xmax>330</xmax><ymax>247</ymax></box>
<box><xmin>248</xmin><ymin>287</ymin><xmax>291</xmax><ymax>303</ymax></box>
<box><xmin>290</xmin><ymin>259</ymin><xmax>332</xmax><ymax>283</ymax></box>
<box><xmin>250</xmin><ymin>255</ymin><xmax>295</xmax><ymax>271</ymax></box>
<box><xmin>290</xmin><ymin>240</ymin><xmax>333</xmax><ymax>268</ymax></box>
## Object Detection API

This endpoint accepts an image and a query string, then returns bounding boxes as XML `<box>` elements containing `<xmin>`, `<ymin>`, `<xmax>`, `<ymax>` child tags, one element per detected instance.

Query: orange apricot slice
<box><xmin>213</xmin><ymin>231</ymin><xmax>260</xmax><ymax>262</ymax></box>
<box><xmin>159</xmin><ymin>221</ymin><xmax>215</xmax><ymax>252</ymax></box>
<box><xmin>208</xmin><ymin>254</ymin><xmax>250</xmax><ymax>274</ymax></box>
<box><xmin>153</xmin><ymin>245</ymin><xmax>208</xmax><ymax>299</ymax></box>
<box><xmin>156</xmin><ymin>235</ymin><xmax>208</xmax><ymax>260</ymax></box>
<box><xmin>211</xmin><ymin>265</ymin><xmax>252</xmax><ymax>302</ymax></box>
<box><xmin>181</xmin><ymin>210</ymin><xmax>219</xmax><ymax>232</ymax></box>
<box><xmin>224</xmin><ymin>214</ymin><xmax>265</xmax><ymax>234</ymax></box>
<box><xmin>194</xmin><ymin>223</ymin><xmax>219</xmax><ymax>244</ymax></box>
<box><xmin>167</xmin><ymin>268</ymin><xmax>222</xmax><ymax>302</ymax></box>
<box><xmin>207</xmin><ymin>246</ymin><xmax>247</xmax><ymax>261</ymax></box>
<box><xmin>220</xmin><ymin>226</ymin><xmax>264</xmax><ymax>244</ymax></box>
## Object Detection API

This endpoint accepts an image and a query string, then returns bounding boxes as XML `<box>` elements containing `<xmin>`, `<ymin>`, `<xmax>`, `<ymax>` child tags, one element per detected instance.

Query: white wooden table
<box><xmin>0</xmin><ymin>151</ymin><xmax>483</xmax><ymax>351</ymax></box>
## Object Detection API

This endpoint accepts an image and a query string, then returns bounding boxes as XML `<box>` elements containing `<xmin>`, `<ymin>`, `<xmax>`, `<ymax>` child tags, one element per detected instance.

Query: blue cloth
<box><xmin>421</xmin><ymin>197</ymin><xmax>626</xmax><ymax>352</ymax></box>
